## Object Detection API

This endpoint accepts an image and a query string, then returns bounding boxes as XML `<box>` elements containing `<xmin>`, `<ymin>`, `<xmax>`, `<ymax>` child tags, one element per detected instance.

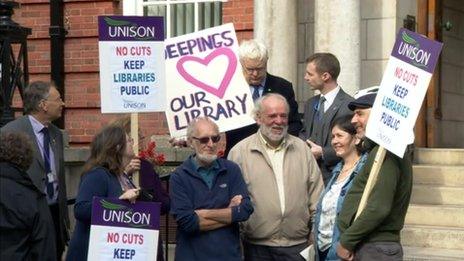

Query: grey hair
<box><xmin>253</xmin><ymin>93</ymin><xmax>289</xmax><ymax>120</ymax></box>
<box><xmin>238</xmin><ymin>39</ymin><xmax>269</xmax><ymax>63</ymax></box>
<box><xmin>186</xmin><ymin>117</ymin><xmax>219</xmax><ymax>140</ymax></box>
<box><xmin>23</xmin><ymin>81</ymin><xmax>53</xmax><ymax>114</ymax></box>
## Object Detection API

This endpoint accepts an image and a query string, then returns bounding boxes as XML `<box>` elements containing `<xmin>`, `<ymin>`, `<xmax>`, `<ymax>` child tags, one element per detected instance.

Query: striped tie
<box><xmin>252</xmin><ymin>86</ymin><xmax>260</xmax><ymax>101</ymax></box>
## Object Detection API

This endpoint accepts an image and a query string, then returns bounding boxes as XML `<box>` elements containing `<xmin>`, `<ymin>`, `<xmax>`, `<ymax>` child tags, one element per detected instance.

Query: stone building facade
<box><xmin>9</xmin><ymin>0</ymin><xmax>464</xmax><ymax>148</ymax></box>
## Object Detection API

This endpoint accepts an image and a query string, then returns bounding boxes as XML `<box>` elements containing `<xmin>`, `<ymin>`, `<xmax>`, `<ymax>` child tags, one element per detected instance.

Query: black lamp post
<box><xmin>0</xmin><ymin>1</ymin><xmax>31</xmax><ymax>127</ymax></box>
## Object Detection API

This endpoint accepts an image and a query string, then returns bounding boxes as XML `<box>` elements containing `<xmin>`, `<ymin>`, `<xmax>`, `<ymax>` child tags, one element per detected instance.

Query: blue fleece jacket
<box><xmin>170</xmin><ymin>156</ymin><xmax>253</xmax><ymax>261</ymax></box>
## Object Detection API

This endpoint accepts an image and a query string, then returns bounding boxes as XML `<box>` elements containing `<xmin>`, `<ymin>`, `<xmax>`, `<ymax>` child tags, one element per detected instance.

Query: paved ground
<box><xmin>163</xmin><ymin>244</ymin><xmax>464</xmax><ymax>260</ymax></box>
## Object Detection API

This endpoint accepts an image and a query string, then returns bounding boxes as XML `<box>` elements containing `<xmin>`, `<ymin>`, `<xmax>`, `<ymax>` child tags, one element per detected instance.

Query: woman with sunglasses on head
<box><xmin>313</xmin><ymin>115</ymin><xmax>368</xmax><ymax>261</ymax></box>
<box><xmin>111</xmin><ymin>116</ymin><xmax>170</xmax><ymax>261</ymax></box>
<box><xmin>66</xmin><ymin>125</ymin><xmax>140</xmax><ymax>261</ymax></box>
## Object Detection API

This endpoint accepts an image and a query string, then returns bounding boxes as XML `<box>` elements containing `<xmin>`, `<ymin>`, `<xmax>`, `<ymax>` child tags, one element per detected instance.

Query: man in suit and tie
<box><xmin>1</xmin><ymin>81</ymin><xmax>69</xmax><ymax>259</ymax></box>
<box><xmin>299</xmin><ymin>53</ymin><xmax>354</xmax><ymax>185</ymax></box>
<box><xmin>224</xmin><ymin>39</ymin><xmax>302</xmax><ymax>156</ymax></box>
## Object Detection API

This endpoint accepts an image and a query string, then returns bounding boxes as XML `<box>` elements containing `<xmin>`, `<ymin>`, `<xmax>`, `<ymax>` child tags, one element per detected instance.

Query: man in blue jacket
<box><xmin>170</xmin><ymin>117</ymin><xmax>254</xmax><ymax>261</ymax></box>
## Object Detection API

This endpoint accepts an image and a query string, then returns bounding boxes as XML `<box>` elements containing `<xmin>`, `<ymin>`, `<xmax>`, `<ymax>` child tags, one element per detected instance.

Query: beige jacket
<box><xmin>228</xmin><ymin>133</ymin><xmax>323</xmax><ymax>247</ymax></box>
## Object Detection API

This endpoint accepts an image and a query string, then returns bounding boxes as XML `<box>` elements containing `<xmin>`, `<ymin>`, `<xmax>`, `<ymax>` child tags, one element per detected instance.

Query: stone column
<box><xmin>315</xmin><ymin>0</ymin><xmax>360</xmax><ymax>95</ymax></box>
<box><xmin>254</xmin><ymin>0</ymin><xmax>298</xmax><ymax>87</ymax></box>
<box><xmin>123</xmin><ymin>0</ymin><xmax>137</xmax><ymax>15</ymax></box>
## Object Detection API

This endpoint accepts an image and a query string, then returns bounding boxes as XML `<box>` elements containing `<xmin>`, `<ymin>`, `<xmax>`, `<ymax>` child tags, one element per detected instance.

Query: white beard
<box><xmin>196</xmin><ymin>153</ymin><xmax>218</xmax><ymax>165</ymax></box>
<box><xmin>260</xmin><ymin>124</ymin><xmax>288</xmax><ymax>143</ymax></box>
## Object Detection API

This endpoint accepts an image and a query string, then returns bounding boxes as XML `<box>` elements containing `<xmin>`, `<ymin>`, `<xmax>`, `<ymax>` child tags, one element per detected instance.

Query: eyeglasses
<box><xmin>243</xmin><ymin>66</ymin><xmax>266</xmax><ymax>74</ymax></box>
<box><xmin>192</xmin><ymin>135</ymin><xmax>221</xmax><ymax>144</ymax></box>
<box><xmin>43</xmin><ymin>97</ymin><xmax>63</xmax><ymax>103</ymax></box>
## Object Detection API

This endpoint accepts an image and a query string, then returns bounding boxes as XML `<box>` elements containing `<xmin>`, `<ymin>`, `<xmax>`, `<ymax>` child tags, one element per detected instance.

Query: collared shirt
<box><xmin>249</xmin><ymin>75</ymin><xmax>267</xmax><ymax>98</ymax></box>
<box><xmin>258</xmin><ymin>131</ymin><xmax>286</xmax><ymax>214</ymax></box>
<box><xmin>191</xmin><ymin>156</ymin><xmax>220</xmax><ymax>189</ymax></box>
<box><xmin>28</xmin><ymin>115</ymin><xmax>58</xmax><ymax>204</ymax></box>
<box><xmin>321</xmin><ymin>85</ymin><xmax>341</xmax><ymax>113</ymax></box>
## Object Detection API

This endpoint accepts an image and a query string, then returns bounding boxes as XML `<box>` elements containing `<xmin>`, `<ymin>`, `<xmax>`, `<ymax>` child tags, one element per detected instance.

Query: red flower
<box><xmin>138</xmin><ymin>141</ymin><xmax>165</xmax><ymax>166</ymax></box>
<box><xmin>154</xmin><ymin>154</ymin><xmax>166</xmax><ymax>166</ymax></box>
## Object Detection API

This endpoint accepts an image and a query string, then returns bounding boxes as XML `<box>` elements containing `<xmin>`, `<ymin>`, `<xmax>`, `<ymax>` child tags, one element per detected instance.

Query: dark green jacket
<box><xmin>337</xmin><ymin>140</ymin><xmax>413</xmax><ymax>251</ymax></box>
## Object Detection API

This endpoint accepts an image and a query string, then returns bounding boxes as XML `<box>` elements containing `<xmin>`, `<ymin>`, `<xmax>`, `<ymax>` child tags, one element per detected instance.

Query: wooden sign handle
<box><xmin>130</xmin><ymin>113</ymin><xmax>140</xmax><ymax>187</ymax></box>
<box><xmin>355</xmin><ymin>146</ymin><xmax>386</xmax><ymax>220</ymax></box>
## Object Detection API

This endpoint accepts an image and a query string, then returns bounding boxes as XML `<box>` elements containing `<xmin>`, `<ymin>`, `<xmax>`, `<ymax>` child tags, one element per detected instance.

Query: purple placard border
<box><xmin>98</xmin><ymin>16</ymin><xmax>164</xmax><ymax>41</ymax></box>
<box><xmin>91</xmin><ymin>197</ymin><xmax>160</xmax><ymax>230</ymax></box>
<box><xmin>391</xmin><ymin>28</ymin><xmax>443</xmax><ymax>73</ymax></box>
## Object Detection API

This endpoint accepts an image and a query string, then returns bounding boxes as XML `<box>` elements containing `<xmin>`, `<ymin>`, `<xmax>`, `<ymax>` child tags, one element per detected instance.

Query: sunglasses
<box><xmin>192</xmin><ymin>135</ymin><xmax>221</xmax><ymax>144</ymax></box>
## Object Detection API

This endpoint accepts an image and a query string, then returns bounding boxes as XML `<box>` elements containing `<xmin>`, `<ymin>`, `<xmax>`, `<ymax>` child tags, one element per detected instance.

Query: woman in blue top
<box><xmin>66</xmin><ymin>126</ymin><xmax>140</xmax><ymax>261</ymax></box>
<box><xmin>314</xmin><ymin>115</ymin><xmax>368</xmax><ymax>261</ymax></box>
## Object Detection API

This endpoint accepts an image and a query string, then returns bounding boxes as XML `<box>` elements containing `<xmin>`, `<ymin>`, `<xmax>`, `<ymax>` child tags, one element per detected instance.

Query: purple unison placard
<box><xmin>98</xmin><ymin>16</ymin><xmax>164</xmax><ymax>42</ymax></box>
<box><xmin>91</xmin><ymin>197</ymin><xmax>160</xmax><ymax>230</ymax></box>
<box><xmin>391</xmin><ymin>28</ymin><xmax>443</xmax><ymax>73</ymax></box>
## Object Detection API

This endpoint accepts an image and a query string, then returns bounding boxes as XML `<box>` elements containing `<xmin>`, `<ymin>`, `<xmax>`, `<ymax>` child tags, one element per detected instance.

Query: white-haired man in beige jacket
<box><xmin>228</xmin><ymin>93</ymin><xmax>323</xmax><ymax>261</ymax></box>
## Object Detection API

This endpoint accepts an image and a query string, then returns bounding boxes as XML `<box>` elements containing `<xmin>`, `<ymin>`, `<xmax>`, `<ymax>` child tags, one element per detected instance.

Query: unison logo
<box><xmin>100</xmin><ymin>199</ymin><xmax>151</xmax><ymax>228</ymax></box>
<box><xmin>105</xmin><ymin>17</ymin><xmax>156</xmax><ymax>40</ymax></box>
<box><xmin>397</xmin><ymin>31</ymin><xmax>431</xmax><ymax>69</ymax></box>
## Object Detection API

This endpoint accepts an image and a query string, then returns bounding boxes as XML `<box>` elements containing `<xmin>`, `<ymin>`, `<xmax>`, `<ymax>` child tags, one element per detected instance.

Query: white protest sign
<box><xmin>87</xmin><ymin>198</ymin><xmax>161</xmax><ymax>261</ymax></box>
<box><xmin>164</xmin><ymin>23</ymin><xmax>255</xmax><ymax>137</ymax></box>
<box><xmin>366</xmin><ymin>28</ymin><xmax>443</xmax><ymax>157</ymax></box>
<box><xmin>98</xmin><ymin>16</ymin><xmax>165</xmax><ymax>113</ymax></box>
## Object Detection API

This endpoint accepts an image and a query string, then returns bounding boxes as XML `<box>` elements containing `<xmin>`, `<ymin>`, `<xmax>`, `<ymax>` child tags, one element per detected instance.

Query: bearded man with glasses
<box><xmin>169</xmin><ymin>117</ymin><xmax>254</xmax><ymax>261</ymax></box>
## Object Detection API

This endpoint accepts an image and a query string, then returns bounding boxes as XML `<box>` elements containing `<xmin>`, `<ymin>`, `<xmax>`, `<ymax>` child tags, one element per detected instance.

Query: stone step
<box><xmin>401</xmin><ymin>225</ymin><xmax>464</xmax><ymax>250</ymax></box>
<box><xmin>413</xmin><ymin>165</ymin><xmax>464</xmax><ymax>186</ymax></box>
<box><xmin>411</xmin><ymin>185</ymin><xmax>464</xmax><ymax>205</ymax></box>
<box><xmin>405</xmin><ymin>204</ymin><xmax>464</xmax><ymax>227</ymax></box>
<box><xmin>414</xmin><ymin>148</ymin><xmax>464</xmax><ymax>165</ymax></box>
<box><xmin>403</xmin><ymin>246</ymin><xmax>464</xmax><ymax>261</ymax></box>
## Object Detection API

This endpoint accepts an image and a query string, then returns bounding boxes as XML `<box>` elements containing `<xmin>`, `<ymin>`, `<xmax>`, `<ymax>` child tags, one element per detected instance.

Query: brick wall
<box><xmin>223</xmin><ymin>0</ymin><xmax>254</xmax><ymax>41</ymax></box>
<box><xmin>12</xmin><ymin>0</ymin><xmax>254</xmax><ymax>146</ymax></box>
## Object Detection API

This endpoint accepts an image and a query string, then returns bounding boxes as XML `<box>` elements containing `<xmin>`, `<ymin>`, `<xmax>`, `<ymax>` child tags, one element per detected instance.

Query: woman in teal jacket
<box><xmin>313</xmin><ymin>115</ymin><xmax>367</xmax><ymax>261</ymax></box>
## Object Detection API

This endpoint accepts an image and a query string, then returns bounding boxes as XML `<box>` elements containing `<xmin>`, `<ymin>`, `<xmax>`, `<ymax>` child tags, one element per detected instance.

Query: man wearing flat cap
<box><xmin>336</xmin><ymin>87</ymin><xmax>413</xmax><ymax>261</ymax></box>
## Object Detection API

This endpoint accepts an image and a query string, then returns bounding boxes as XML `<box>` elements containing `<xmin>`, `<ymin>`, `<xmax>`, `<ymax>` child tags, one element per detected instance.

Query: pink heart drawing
<box><xmin>176</xmin><ymin>47</ymin><xmax>237</xmax><ymax>99</ymax></box>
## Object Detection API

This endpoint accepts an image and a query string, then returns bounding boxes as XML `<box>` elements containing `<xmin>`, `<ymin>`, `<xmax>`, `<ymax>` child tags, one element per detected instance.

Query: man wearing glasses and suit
<box><xmin>1</xmin><ymin>81</ymin><xmax>69</xmax><ymax>260</ymax></box>
<box><xmin>299</xmin><ymin>53</ymin><xmax>354</xmax><ymax>185</ymax></box>
<box><xmin>224</xmin><ymin>39</ymin><xmax>302</xmax><ymax>157</ymax></box>
<box><xmin>170</xmin><ymin>117</ymin><xmax>253</xmax><ymax>261</ymax></box>
<box><xmin>169</xmin><ymin>39</ymin><xmax>302</xmax><ymax>158</ymax></box>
